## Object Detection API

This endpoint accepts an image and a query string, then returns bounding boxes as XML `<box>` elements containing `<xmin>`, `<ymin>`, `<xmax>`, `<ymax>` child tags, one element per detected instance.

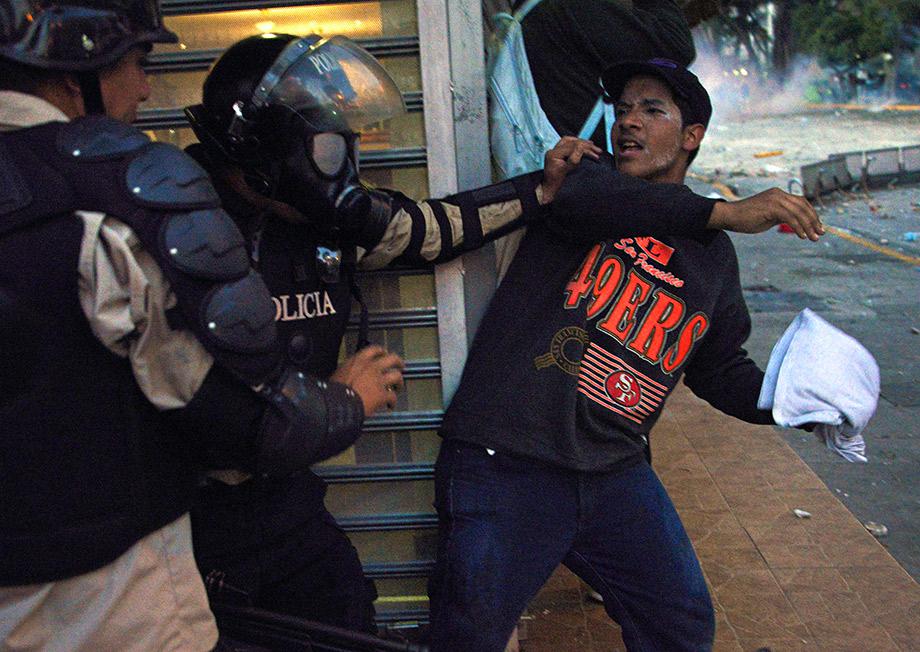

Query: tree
<box><xmin>792</xmin><ymin>0</ymin><xmax>899</xmax><ymax>72</ymax></box>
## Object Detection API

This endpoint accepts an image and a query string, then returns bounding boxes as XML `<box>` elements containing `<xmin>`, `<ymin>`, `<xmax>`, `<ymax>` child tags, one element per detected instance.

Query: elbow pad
<box><xmin>257</xmin><ymin>366</ymin><xmax>365</xmax><ymax>478</ymax></box>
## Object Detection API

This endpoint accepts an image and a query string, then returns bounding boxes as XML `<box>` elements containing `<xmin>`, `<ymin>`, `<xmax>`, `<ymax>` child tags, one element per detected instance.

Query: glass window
<box><xmin>342</xmin><ymin>326</ymin><xmax>440</xmax><ymax>362</ymax></box>
<box><xmin>161</xmin><ymin>1</ymin><xmax>419</xmax><ymax>54</ymax></box>
<box><xmin>353</xmin><ymin>430</ymin><xmax>425</xmax><ymax>465</ymax></box>
<box><xmin>144</xmin><ymin>56</ymin><xmax>422</xmax><ymax>112</ymax></box>
<box><xmin>145</xmin><ymin>107</ymin><xmax>424</xmax><ymax>153</ymax></box>
<box><xmin>354</xmin><ymin>273</ymin><xmax>436</xmax><ymax>311</ymax></box>
<box><xmin>145</xmin><ymin>126</ymin><xmax>196</xmax><ymax>151</ymax></box>
<box><xmin>348</xmin><ymin>529</ymin><xmax>437</xmax><ymax>564</ymax></box>
<box><xmin>146</xmin><ymin>70</ymin><xmax>209</xmax><ymax>110</ymax></box>
<box><xmin>318</xmin><ymin>429</ymin><xmax>438</xmax><ymax>466</ymax></box>
<box><xmin>362</xmin><ymin>167</ymin><xmax>430</xmax><ymax>203</ymax></box>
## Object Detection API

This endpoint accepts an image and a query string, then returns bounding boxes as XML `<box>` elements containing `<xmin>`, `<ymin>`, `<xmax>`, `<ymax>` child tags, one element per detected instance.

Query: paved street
<box><xmin>517</xmin><ymin>111</ymin><xmax>920</xmax><ymax>651</ymax></box>
<box><xmin>685</xmin><ymin>109</ymin><xmax>919</xmax><ymax>580</ymax></box>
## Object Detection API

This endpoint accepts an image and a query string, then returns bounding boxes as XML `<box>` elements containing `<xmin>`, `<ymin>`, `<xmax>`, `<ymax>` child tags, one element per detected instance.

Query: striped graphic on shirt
<box><xmin>578</xmin><ymin>343</ymin><xmax>668</xmax><ymax>425</ymax></box>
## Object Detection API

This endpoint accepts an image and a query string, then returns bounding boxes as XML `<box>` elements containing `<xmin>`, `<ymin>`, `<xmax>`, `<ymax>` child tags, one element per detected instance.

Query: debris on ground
<box><xmin>864</xmin><ymin>522</ymin><xmax>889</xmax><ymax>537</ymax></box>
<box><xmin>792</xmin><ymin>508</ymin><xmax>812</xmax><ymax>519</ymax></box>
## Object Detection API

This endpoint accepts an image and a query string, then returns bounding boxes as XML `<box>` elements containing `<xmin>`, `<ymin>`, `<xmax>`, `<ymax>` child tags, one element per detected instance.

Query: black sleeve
<box><xmin>163</xmin><ymin>363</ymin><xmax>366</xmax><ymax>476</ymax></box>
<box><xmin>682</xmin><ymin>241</ymin><xmax>774</xmax><ymax>425</ymax></box>
<box><xmin>162</xmin><ymin>364</ymin><xmax>265</xmax><ymax>471</ymax></box>
<box><xmin>629</xmin><ymin>0</ymin><xmax>697</xmax><ymax>65</ymax></box>
<box><xmin>548</xmin><ymin>154</ymin><xmax>717</xmax><ymax>243</ymax></box>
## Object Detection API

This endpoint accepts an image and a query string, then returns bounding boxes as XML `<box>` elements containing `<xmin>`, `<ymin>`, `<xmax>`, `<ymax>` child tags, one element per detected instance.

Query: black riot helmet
<box><xmin>187</xmin><ymin>33</ymin><xmax>404</xmax><ymax>174</ymax></box>
<box><xmin>0</xmin><ymin>0</ymin><xmax>177</xmax><ymax>71</ymax></box>
<box><xmin>186</xmin><ymin>33</ymin><xmax>405</xmax><ymax>246</ymax></box>
<box><xmin>188</xmin><ymin>33</ymin><xmax>299</xmax><ymax>166</ymax></box>
<box><xmin>0</xmin><ymin>0</ymin><xmax>176</xmax><ymax>114</ymax></box>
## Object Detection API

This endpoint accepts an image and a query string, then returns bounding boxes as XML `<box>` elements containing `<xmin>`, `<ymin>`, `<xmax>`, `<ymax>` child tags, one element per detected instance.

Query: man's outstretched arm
<box><xmin>545</xmin><ymin>140</ymin><xmax>823</xmax><ymax>242</ymax></box>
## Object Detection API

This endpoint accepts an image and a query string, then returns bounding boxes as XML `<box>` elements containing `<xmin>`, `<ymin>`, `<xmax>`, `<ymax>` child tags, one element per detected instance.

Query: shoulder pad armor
<box><xmin>204</xmin><ymin>270</ymin><xmax>277</xmax><ymax>354</ymax></box>
<box><xmin>162</xmin><ymin>208</ymin><xmax>249</xmax><ymax>281</ymax></box>
<box><xmin>58</xmin><ymin>116</ymin><xmax>149</xmax><ymax>161</ymax></box>
<box><xmin>126</xmin><ymin>143</ymin><xmax>220</xmax><ymax>209</ymax></box>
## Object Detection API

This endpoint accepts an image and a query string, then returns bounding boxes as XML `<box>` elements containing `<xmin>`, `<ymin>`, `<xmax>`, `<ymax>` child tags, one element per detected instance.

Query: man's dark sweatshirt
<box><xmin>441</xmin><ymin>157</ymin><xmax>774</xmax><ymax>471</ymax></box>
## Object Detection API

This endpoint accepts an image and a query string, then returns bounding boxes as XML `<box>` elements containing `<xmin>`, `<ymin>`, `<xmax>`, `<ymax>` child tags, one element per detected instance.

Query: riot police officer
<box><xmin>183</xmin><ymin>33</ymin><xmax>570</xmax><ymax>633</ymax></box>
<box><xmin>0</xmin><ymin>4</ymin><xmax>407</xmax><ymax>649</ymax></box>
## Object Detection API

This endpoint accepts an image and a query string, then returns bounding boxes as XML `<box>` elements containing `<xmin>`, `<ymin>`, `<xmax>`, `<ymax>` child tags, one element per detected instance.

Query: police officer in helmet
<box><xmin>184</xmin><ymin>32</ymin><xmax>591</xmax><ymax>633</ymax></box>
<box><xmin>0</xmin><ymin>4</ymin><xmax>407</xmax><ymax>649</ymax></box>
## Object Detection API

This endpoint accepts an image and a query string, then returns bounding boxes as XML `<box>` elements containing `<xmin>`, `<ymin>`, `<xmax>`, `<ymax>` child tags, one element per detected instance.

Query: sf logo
<box><xmin>605</xmin><ymin>371</ymin><xmax>641</xmax><ymax>407</ymax></box>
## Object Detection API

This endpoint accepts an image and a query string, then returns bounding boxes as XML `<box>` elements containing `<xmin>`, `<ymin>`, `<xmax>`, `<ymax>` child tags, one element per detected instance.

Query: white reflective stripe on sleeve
<box><xmin>357</xmin><ymin>206</ymin><xmax>414</xmax><ymax>269</ymax></box>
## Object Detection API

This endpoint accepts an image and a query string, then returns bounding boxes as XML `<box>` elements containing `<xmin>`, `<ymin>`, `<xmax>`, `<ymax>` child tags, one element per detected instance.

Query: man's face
<box><xmin>612</xmin><ymin>75</ymin><xmax>702</xmax><ymax>184</ymax></box>
<box><xmin>98</xmin><ymin>46</ymin><xmax>151</xmax><ymax>123</ymax></box>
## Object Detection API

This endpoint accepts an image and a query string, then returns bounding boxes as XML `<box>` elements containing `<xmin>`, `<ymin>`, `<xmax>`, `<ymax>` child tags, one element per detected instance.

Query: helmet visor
<box><xmin>254</xmin><ymin>35</ymin><xmax>406</xmax><ymax>132</ymax></box>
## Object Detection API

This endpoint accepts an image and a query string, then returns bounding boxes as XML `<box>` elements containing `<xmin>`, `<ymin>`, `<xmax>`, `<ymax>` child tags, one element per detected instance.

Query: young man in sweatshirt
<box><xmin>430</xmin><ymin>58</ymin><xmax>820</xmax><ymax>652</ymax></box>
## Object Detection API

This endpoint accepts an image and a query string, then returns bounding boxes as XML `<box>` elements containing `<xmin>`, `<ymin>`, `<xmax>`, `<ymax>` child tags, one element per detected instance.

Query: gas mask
<box><xmin>187</xmin><ymin>34</ymin><xmax>405</xmax><ymax>281</ymax></box>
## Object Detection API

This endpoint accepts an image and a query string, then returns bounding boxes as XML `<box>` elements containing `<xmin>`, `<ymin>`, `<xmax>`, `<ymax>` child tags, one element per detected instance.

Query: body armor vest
<box><xmin>0</xmin><ymin>117</ymin><xmax>288</xmax><ymax>583</ymax></box>
<box><xmin>0</xmin><ymin>116</ymin><xmax>284</xmax><ymax>386</ymax></box>
<box><xmin>255</xmin><ymin>218</ymin><xmax>353</xmax><ymax>377</ymax></box>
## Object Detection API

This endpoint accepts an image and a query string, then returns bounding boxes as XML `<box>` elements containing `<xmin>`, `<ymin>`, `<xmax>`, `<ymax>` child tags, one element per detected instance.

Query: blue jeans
<box><xmin>428</xmin><ymin>441</ymin><xmax>714</xmax><ymax>652</ymax></box>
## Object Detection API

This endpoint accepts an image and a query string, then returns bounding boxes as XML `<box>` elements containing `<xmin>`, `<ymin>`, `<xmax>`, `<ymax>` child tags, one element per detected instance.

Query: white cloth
<box><xmin>0</xmin><ymin>90</ymin><xmax>68</xmax><ymax>129</ymax></box>
<box><xmin>757</xmin><ymin>308</ymin><xmax>879</xmax><ymax>462</ymax></box>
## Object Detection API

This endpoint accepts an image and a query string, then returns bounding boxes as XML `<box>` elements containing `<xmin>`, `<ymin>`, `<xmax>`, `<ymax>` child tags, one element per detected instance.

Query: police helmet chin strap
<box><xmin>77</xmin><ymin>72</ymin><xmax>105</xmax><ymax>115</ymax></box>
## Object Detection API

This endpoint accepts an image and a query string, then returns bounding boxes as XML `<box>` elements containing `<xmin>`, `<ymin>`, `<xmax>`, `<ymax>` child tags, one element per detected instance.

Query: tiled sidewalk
<box><xmin>516</xmin><ymin>384</ymin><xmax>920</xmax><ymax>651</ymax></box>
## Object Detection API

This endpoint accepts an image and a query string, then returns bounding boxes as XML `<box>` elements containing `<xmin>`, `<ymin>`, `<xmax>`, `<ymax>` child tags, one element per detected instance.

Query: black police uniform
<box><xmin>186</xmin><ymin>140</ymin><xmax>549</xmax><ymax>632</ymax></box>
<box><xmin>189</xmin><ymin>200</ymin><xmax>377</xmax><ymax>631</ymax></box>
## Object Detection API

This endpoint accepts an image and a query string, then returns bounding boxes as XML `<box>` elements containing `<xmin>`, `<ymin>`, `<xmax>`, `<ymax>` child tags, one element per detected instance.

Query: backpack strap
<box><xmin>513</xmin><ymin>0</ymin><xmax>544</xmax><ymax>21</ymax></box>
<box><xmin>577</xmin><ymin>93</ymin><xmax>616</xmax><ymax>154</ymax></box>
